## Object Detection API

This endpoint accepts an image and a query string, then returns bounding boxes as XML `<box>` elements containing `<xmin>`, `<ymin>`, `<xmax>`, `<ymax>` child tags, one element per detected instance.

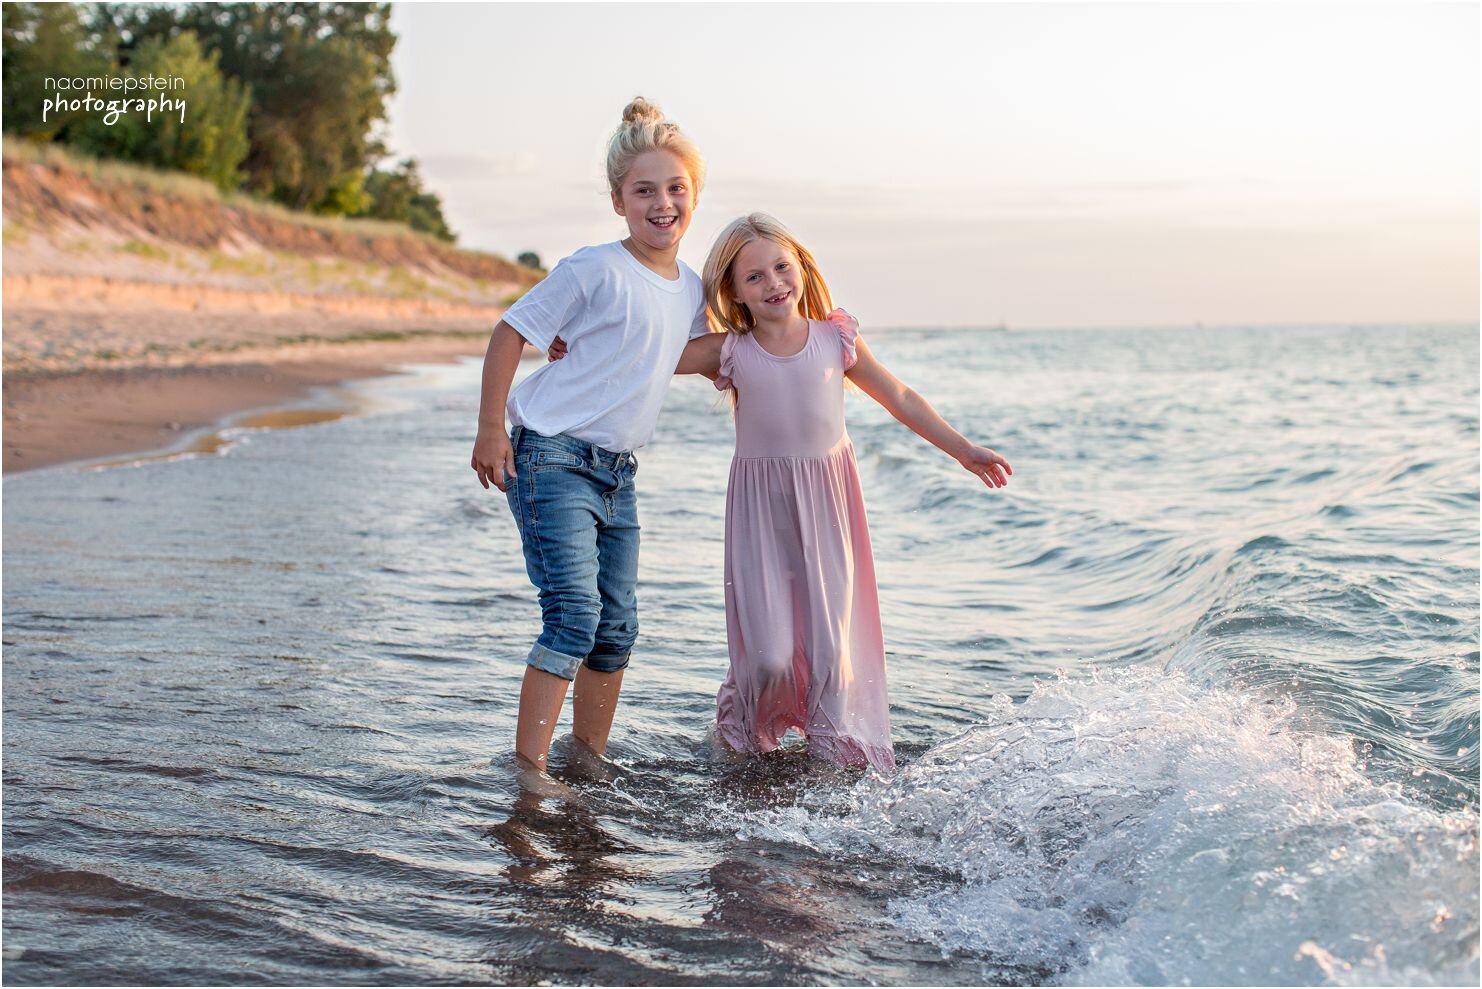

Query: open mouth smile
<box><xmin>649</xmin><ymin>216</ymin><xmax>678</xmax><ymax>229</ymax></box>
<box><xmin>764</xmin><ymin>290</ymin><xmax>792</xmax><ymax>305</ymax></box>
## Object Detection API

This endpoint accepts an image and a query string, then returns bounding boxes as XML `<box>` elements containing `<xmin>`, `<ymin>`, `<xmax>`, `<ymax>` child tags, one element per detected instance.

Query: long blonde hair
<box><xmin>702</xmin><ymin>213</ymin><xmax>833</xmax><ymax>335</ymax></box>
<box><xmin>605</xmin><ymin>97</ymin><xmax>706</xmax><ymax>197</ymax></box>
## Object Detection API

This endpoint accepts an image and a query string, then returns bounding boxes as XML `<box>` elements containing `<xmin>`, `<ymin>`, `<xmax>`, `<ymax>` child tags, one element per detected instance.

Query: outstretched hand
<box><xmin>958</xmin><ymin>445</ymin><xmax>1013</xmax><ymax>489</ymax></box>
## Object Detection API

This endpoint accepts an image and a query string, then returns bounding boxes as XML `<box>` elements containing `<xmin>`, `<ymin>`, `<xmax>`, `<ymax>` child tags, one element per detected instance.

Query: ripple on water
<box><xmin>3</xmin><ymin>324</ymin><xmax>1476</xmax><ymax>985</ymax></box>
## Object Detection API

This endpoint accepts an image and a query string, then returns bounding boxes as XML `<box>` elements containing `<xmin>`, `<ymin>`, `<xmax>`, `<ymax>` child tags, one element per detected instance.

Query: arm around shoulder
<box><xmin>675</xmin><ymin>332</ymin><xmax>726</xmax><ymax>378</ymax></box>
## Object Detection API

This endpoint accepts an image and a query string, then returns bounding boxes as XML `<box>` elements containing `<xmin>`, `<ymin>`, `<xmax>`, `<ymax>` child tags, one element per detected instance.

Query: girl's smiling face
<box><xmin>612</xmin><ymin>149</ymin><xmax>696</xmax><ymax>255</ymax></box>
<box><xmin>731</xmin><ymin>237</ymin><xmax>803</xmax><ymax>323</ymax></box>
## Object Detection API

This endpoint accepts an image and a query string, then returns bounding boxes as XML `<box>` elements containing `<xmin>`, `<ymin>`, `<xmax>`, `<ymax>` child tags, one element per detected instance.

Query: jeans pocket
<box><xmin>530</xmin><ymin>450</ymin><xmax>583</xmax><ymax>470</ymax></box>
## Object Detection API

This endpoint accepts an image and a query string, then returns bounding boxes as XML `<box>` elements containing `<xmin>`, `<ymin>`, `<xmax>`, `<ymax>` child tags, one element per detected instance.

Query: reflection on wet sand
<box><xmin>235</xmin><ymin>407</ymin><xmax>357</xmax><ymax>431</ymax></box>
<box><xmin>704</xmin><ymin>846</ymin><xmax>834</xmax><ymax>943</ymax></box>
<box><xmin>75</xmin><ymin>374</ymin><xmax>393</xmax><ymax>473</ymax></box>
<box><xmin>699</xmin><ymin>752</ymin><xmax>849</xmax><ymax>950</ymax></box>
<box><xmin>483</xmin><ymin>750</ymin><xmax>641</xmax><ymax>892</ymax></box>
<box><xmin>82</xmin><ymin>403</ymin><xmax>363</xmax><ymax>471</ymax></box>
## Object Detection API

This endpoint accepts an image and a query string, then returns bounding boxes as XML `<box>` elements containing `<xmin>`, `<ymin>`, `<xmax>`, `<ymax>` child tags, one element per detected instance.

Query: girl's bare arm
<box><xmin>846</xmin><ymin>339</ymin><xmax>1012</xmax><ymax>489</ymax></box>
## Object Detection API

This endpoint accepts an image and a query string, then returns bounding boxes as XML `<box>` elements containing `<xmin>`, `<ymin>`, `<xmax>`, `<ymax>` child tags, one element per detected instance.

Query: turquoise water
<box><xmin>4</xmin><ymin>324</ymin><xmax>1477</xmax><ymax>985</ymax></box>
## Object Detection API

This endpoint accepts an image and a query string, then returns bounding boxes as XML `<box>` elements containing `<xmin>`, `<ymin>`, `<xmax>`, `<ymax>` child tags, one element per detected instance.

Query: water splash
<box><xmin>736</xmin><ymin>668</ymin><xmax>1479</xmax><ymax>985</ymax></box>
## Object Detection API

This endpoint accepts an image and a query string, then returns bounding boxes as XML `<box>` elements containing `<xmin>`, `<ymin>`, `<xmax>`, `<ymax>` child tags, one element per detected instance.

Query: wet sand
<box><xmin>2</xmin><ymin>335</ymin><xmax>494</xmax><ymax>473</ymax></box>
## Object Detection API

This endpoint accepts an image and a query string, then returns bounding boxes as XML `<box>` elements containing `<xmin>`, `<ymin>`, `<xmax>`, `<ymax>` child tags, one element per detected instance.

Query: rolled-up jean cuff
<box><xmin>584</xmin><ymin>649</ymin><xmax>631</xmax><ymax>674</ymax></box>
<box><xmin>526</xmin><ymin>642</ymin><xmax>584</xmax><ymax>681</ymax></box>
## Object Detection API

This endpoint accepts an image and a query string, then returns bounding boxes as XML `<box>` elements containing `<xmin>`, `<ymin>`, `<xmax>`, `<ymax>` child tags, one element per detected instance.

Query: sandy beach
<box><xmin>2</xmin><ymin>335</ymin><xmax>495</xmax><ymax>473</ymax></box>
<box><xmin>2</xmin><ymin>147</ymin><xmax>538</xmax><ymax>473</ymax></box>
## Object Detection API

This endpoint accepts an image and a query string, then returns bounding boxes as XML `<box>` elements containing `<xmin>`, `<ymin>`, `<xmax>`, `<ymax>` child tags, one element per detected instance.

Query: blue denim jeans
<box><xmin>504</xmin><ymin>426</ymin><xmax>640</xmax><ymax>681</ymax></box>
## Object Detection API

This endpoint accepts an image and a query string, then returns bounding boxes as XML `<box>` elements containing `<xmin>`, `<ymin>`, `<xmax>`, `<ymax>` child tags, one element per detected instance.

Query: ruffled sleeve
<box><xmin>713</xmin><ymin>332</ymin><xmax>740</xmax><ymax>392</ymax></box>
<box><xmin>828</xmin><ymin>308</ymin><xmax>861</xmax><ymax>370</ymax></box>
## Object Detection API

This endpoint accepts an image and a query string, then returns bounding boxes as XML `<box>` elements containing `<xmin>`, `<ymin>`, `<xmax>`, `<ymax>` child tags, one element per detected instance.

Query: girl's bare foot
<box><xmin>505</xmin><ymin>753</ymin><xmax>580</xmax><ymax>803</ymax></box>
<box><xmin>705</xmin><ymin>722</ymin><xmax>749</xmax><ymax>762</ymax></box>
<box><xmin>564</xmin><ymin>736</ymin><xmax>620</xmax><ymax>782</ymax></box>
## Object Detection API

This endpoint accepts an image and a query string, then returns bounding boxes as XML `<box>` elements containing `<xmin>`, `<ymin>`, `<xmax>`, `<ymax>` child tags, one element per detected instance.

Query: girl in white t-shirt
<box><xmin>471</xmin><ymin>98</ymin><xmax>709</xmax><ymax>783</ymax></box>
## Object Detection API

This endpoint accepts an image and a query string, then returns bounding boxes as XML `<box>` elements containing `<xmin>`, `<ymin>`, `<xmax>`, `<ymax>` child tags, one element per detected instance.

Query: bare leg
<box><xmin>572</xmin><ymin>664</ymin><xmax>626</xmax><ymax>755</ymax></box>
<box><xmin>515</xmin><ymin>666</ymin><xmax>570</xmax><ymax>771</ymax></box>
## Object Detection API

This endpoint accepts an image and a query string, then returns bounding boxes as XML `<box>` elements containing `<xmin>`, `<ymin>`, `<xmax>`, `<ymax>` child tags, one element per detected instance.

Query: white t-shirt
<box><xmin>502</xmin><ymin>242</ymin><xmax>708</xmax><ymax>452</ymax></box>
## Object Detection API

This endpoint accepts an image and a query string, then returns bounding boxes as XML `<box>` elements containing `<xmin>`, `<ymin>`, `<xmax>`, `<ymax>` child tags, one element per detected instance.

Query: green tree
<box><xmin>72</xmin><ymin>32</ymin><xmax>251</xmax><ymax>192</ymax></box>
<box><xmin>358</xmin><ymin>157</ymin><xmax>455</xmax><ymax>242</ymax></box>
<box><xmin>319</xmin><ymin>168</ymin><xmax>372</xmax><ymax>217</ymax></box>
<box><xmin>517</xmin><ymin>251</ymin><xmax>543</xmax><ymax>272</ymax></box>
<box><xmin>363</xmin><ymin>161</ymin><xmax>413</xmax><ymax>220</ymax></box>
<box><xmin>102</xmin><ymin>2</ymin><xmax>397</xmax><ymax>212</ymax></box>
<box><xmin>4</xmin><ymin>2</ymin><xmax>452</xmax><ymax>234</ymax></box>
<box><xmin>404</xmin><ymin>182</ymin><xmax>454</xmax><ymax>243</ymax></box>
<box><xmin>1</xmin><ymin>2</ymin><xmax>115</xmax><ymax>141</ymax></box>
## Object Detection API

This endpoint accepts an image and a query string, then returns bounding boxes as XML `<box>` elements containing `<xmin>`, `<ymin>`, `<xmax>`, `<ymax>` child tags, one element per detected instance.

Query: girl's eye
<box><xmin>777</xmin><ymin>263</ymin><xmax>790</xmax><ymax>271</ymax></box>
<box><xmin>747</xmin><ymin>274</ymin><xmax>760</xmax><ymax>282</ymax></box>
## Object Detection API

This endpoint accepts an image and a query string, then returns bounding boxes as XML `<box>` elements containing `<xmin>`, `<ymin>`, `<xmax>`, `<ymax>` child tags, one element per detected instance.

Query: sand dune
<box><xmin>2</xmin><ymin>146</ymin><xmax>543</xmax><ymax>471</ymax></box>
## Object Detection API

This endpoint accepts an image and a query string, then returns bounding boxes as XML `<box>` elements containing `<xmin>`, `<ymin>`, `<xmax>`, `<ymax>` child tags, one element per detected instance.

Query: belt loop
<box><xmin>510</xmin><ymin>424</ymin><xmax>525</xmax><ymax>449</ymax></box>
<box><xmin>589</xmin><ymin>443</ymin><xmax>600</xmax><ymax>468</ymax></box>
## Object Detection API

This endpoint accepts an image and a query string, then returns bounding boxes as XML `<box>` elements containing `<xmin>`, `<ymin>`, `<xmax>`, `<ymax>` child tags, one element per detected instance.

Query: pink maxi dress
<box><xmin>712</xmin><ymin>316</ymin><xmax>896</xmax><ymax>772</ymax></box>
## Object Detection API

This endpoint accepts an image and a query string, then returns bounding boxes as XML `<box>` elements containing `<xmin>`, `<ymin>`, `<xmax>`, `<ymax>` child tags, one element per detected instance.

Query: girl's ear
<box><xmin>610</xmin><ymin>189</ymin><xmax>626</xmax><ymax>216</ymax></box>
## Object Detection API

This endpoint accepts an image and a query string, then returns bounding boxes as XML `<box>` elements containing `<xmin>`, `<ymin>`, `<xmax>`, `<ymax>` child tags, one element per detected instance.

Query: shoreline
<box><xmin>2</xmin><ymin>334</ymin><xmax>499</xmax><ymax>474</ymax></box>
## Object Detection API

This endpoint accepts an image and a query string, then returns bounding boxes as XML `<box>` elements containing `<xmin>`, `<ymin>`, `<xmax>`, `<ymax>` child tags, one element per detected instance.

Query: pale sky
<box><xmin>387</xmin><ymin>2</ymin><xmax>1479</xmax><ymax>328</ymax></box>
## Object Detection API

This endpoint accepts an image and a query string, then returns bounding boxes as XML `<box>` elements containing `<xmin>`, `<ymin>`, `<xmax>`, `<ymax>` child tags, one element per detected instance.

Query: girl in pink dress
<box><xmin>677</xmin><ymin>214</ymin><xmax>1013</xmax><ymax>772</ymax></box>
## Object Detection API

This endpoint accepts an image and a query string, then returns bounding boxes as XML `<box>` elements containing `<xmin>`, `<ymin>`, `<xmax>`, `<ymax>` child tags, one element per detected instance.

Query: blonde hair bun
<box><xmin>606</xmin><ymin>97</ymin><xmax>706</xmax><ymax>196</ymax></box>
<box><xmin>622</xmin><ymin>97</ymin><xmax>665</xmax><ymax>124</ymax></box>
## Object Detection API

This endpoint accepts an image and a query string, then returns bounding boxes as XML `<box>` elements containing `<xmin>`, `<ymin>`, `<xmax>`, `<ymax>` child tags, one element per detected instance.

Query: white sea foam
<box><xmin>736</xmin><ymin>669</ymin><xmax>1479</xmax><ymax>986</ymax></box>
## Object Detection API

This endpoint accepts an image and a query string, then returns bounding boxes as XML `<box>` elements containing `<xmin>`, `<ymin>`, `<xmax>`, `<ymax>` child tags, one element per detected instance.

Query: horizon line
<box><xmin>865</xmin><ymin>318</ymin><xmax>1480</xmax><ymax>333</ymax></box>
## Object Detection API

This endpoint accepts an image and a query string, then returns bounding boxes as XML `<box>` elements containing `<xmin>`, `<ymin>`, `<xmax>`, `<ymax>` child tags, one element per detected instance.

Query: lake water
<box><xmin>4</xmin><ymin>323</ymin><xmax>1478</xmax><ymax>985</ymax></box>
